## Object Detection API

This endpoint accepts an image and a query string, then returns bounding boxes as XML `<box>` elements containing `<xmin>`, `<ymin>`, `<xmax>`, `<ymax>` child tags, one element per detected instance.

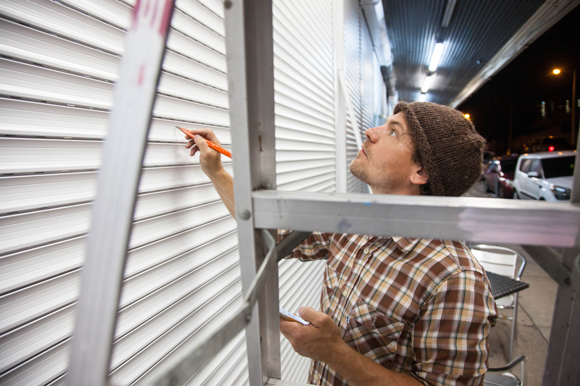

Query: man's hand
<box><xmin>280</xmin><ymin>307</ymin><xmax>423</xmax><ymax>386</ymax></box>
<box><xmin>185</xmin><ymin>128</ymin><xmax>223</xmax><ymax>178</ymax></box>
<box><xmin>184</xmin><ymin>127</ymin><xmax>235</xmax><ymax>217</ymax></box>
<box><xmin>279</xmin><ymin>307</ymin><xmax>344</xmax><ymax>363</ymax></box>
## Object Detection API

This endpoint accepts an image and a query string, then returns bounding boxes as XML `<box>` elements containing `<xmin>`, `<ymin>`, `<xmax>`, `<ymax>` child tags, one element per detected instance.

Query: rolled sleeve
<box><xmin>411</xmin><ymin>270</ymin><xmax>498</xmax><ymax>386</ymax></box>
<box><xmin>278</xmin><ymin>230</ymin><xmax>331</xmax><ymax>262</ymax></box>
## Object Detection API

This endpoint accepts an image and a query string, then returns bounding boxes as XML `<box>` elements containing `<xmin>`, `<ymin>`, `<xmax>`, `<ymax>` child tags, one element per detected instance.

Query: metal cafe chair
<box><xmin>484</xmin><ymin>355</ymin><xmax>526</xmax><ymax>386</ymax></box>
<box><xmin>470</xmin><ymin>245</ymin><xmax>529</xmax><ymax>361</ymax></box>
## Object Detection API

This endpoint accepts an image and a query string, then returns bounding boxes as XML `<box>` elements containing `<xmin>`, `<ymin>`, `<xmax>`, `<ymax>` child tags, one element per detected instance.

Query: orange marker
<box><xmin>177</xmin><ymin>126</ymin><xmax>232</xmax><ymax>159</ymax></box>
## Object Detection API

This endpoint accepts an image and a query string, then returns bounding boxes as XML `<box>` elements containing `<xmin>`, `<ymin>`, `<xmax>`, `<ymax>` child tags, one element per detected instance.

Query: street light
<box><xmin>552</xmin><ymin>67</ymin><xmax>577</xmax><ymax>145</ymax></box>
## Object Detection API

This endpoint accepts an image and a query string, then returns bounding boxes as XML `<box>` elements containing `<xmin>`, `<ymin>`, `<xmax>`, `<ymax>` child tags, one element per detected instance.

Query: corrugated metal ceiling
<box><xmin>383</xmin><ymin>0</ymin><xmax>546</xmax><ymax>105</ymax></box>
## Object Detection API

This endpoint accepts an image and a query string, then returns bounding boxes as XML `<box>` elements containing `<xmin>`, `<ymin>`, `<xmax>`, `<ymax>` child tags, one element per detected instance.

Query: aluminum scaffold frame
<box><xmin>66</xmin><ymin>1</ymin><xmax>580</xmax><ymax>386</ymax></box>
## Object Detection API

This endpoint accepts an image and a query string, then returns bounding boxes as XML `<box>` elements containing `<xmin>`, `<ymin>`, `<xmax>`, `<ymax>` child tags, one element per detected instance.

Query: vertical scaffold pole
<box><xmin>542</xmin><ymin>127</ymin><xmax>580</xmax><ymax>386</ymax></box>
<box><xmin>224</xmin><ymin>1</ymin><xmax>280</xmax><ymax>385</ymax></box>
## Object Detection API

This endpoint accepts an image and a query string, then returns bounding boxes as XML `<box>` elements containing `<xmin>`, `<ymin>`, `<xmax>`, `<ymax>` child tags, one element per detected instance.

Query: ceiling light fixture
<box><xmin>421</xmin><ymin>76</ymin><xmax>433</xmax><ymax>93</ymax></box>
<box><xmin>428</xmin><ymin>43</ymin><xmax>444</xmax><ymax>72</ymax></box>
<box><xmin>441</xmin><ymin>0</ymin><xmax>457</xmax><ymax>28</ymax></box>
<box><xmin>419</xmin><ymin>94</ymin><xmax>426</xmax><ymax>102</ymax></box>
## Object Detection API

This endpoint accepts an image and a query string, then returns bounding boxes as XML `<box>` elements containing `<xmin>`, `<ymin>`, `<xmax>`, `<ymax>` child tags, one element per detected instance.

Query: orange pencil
<box><xmin>177</xmin><ymin>126</ymin><xmax>233</xmax><ymax>159</ymax></box>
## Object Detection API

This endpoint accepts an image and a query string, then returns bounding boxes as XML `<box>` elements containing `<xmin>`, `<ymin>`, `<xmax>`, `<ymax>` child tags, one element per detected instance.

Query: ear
<box><xmin>410</xmin><ymin>166</ymin><xmax>429</xmax><ymax>186</ymax></box>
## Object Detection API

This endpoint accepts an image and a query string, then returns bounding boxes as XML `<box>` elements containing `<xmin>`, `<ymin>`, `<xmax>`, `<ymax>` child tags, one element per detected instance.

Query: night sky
<box><xmin>457</xmin><ymin>4</ymin><xmax>580</xmax><ymax>155</ymax></box>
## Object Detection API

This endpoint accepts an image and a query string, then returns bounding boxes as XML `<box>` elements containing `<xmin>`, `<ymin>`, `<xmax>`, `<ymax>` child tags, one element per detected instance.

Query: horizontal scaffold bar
<box><xmin>252</xmin><ymin>191</ymin><xmax>580</xmax><ymax>248</ymax></box>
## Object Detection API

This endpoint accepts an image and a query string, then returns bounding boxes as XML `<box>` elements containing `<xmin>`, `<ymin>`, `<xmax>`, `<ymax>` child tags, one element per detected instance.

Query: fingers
<box><xmin>189</xmin><ymin>128</ymin><xmax>221</xmax><ymax>146</ymax></box>
<box><xmin>184</xmin><ymin>135</ymin><xmax>211</xmax><ymax>158</ymax></box>
<box><xmin>279</xmin><ymin>318</ymin><xmax>295</xmax><ymax>334</ymax></box>
<box><xmin>298</xmin><ymin>307</ymin><xmax>327</xmax><ymax>327</ymax></box>
<box><xmin>279</xmin><ymin>317</ymin><xmax>306</xmax><ymax>345</ymax></box>
<box><xmin>189</xmin><ymin>143</ymin><xmax>198</xmax><ymax>156</ymax></box>
<box><xmin>184</xmin><ymin>136</ymin><xmax>200</xmax><ymax>157</ymax></box>
<box><xmin>193</xmin><ymin>134</ymin><xmax>211</xmax><ymax>156</ymax></box>
<box><xmin>182</xmin><ymin>128</ymin><xmax>221</xmax><ymax>159</ymax></box>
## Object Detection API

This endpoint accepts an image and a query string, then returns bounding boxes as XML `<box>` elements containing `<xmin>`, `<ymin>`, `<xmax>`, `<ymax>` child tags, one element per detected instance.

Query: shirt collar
<box><xmin>391</xmin><ymin>236</ymin><xmax>421</xmax><ymax>252</ymax></box>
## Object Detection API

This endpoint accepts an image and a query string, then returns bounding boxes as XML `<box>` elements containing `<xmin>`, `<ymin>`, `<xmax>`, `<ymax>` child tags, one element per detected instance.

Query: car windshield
<box><xmin>542</xmin><ymin>156</ymin><xmax>575</xmax><ymax>179</ymax></box>
<box><xmin>500</xmin><ymin>159</ymin><xmax>518</xmax><ymax>173</ymax></box>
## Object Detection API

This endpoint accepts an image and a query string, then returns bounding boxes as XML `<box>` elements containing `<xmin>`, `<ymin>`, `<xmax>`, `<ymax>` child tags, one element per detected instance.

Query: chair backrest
<box><xmin>471</xmin><ymin>247</ymin><xmax>518</xmax><ymax>278</ymax></box>
<box><xmin>470</xmin><ymin>245</ymin><xmax>525</xmax><ymax>307</ymax></box>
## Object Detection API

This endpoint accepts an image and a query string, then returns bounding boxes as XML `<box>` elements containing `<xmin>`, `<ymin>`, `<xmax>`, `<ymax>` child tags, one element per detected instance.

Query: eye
<box><xmin>389</xmin><ymin>129</ymin><xmax>397</xmax><ymax>137</ymax></box>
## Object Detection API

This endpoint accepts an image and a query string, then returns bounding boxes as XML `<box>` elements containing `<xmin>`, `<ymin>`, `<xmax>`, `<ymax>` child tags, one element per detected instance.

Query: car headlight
<box><xmin>550</xmin><ymin>184</ymin><xmax>571</xmax><ymax>200</ymax></box>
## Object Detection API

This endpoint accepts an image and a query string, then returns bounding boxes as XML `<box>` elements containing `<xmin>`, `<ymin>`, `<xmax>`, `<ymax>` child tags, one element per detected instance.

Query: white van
<box><xmin>513</xmin><ymin>151</ymin><xmax>576</xmax><ymax>201</ymax></box>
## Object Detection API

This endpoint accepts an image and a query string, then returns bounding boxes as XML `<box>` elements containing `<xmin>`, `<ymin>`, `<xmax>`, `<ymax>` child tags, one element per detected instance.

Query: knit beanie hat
<box><xmin>393</xmin><ymin>101</ymin><xmax>486</xmax><ymax>197</ymax></box>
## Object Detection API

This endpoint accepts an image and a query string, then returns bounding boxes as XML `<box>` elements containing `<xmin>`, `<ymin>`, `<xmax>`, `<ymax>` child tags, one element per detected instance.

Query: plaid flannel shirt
<box><xmin>281</xmin><ymin>231</ymin><xmax>498</xmax><ymax>386</ymax></box>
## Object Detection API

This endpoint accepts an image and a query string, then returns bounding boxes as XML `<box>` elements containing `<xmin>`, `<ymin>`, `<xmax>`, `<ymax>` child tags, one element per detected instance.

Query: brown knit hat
<box><xmin>393</xmin><ymin>101</ymin><xmax>485</xmax><ymax>197</ymax></box>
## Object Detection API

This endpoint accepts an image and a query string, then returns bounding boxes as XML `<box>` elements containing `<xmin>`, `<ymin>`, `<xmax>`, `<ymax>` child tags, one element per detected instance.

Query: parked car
<box><xmin>513</xmin><ymin>151</ymin><xmax>576</xmax><ymax>201</ymax></box>
<box><xmin>483</xmin><ymin>154</ymin><xmax>519</xmax><ymax>198</ymax></box>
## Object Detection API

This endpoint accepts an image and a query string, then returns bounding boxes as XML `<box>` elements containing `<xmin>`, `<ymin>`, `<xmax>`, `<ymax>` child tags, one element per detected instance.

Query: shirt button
<box><xmin>363</xmin><ymin>247</ymin><xmax>370</xmax><ymax>254</ymax></box>
<box><xmin>313</xmin><ymin>374</ymin><xmax>320</xmax><ymax>383</ymax></box>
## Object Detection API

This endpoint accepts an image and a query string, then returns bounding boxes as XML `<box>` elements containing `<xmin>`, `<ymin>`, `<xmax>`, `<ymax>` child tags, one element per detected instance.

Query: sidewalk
<box><xmin>465</xmin><ymin>181</ymin><xmax>559</xmax><ymax>386</ymax></box>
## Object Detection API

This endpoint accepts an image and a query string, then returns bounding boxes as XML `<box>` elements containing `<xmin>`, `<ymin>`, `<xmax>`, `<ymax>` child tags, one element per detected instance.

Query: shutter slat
<box><xmin>175</xmin><ymin>0</ymin><xmax>225</xmax><ymax>36</ymax></box>
<box><xmin>185</xmin><ymin>332</ymin><xmax>246</xmax><ymax>386</ymax></box>
<box><xmin>111</xmin><ymin>260</ymin><xmax>242</xmax><ymax>371</ymax></box>
<box><xmin>0</xmin><ymin>198</ymin><xmax>229</xmax><ymax>256</ymax></box>
<box><xmin>0</xmin><ymin>0</ymin><xmax>125</xmax><ymax>54</ymax></box>
<box><xmin>0</xmin><ymin>164</ymin><xmax>235</xmax><ymax>216</ymax></box>
<box><xmin>0</xmin><ymin>304</ymin><xmax>74</xmax><ymax>374</ymax></box>
<box><xmin>0</xmin><ymin>98</ymin><xmax>230</xmax><ymax>141</ymax></box>
<box><xmin>0</xmin><ymin>59</ymin><xmax>230</xmax><ymax>124</ymax></box>
<box><xmin>116</xmin><ymin>257</ymin><xmax>239</xmax><ymax>344</ymax></box>
<box><xmin>194</xmin><ymin>0</ymin><xmax>225</xmax><ymax>20</ymax></box>
<box><xmin>110</xmin><ymin>286</ymin><xmax>242</xmax><ymax>384</ymax></box>
<box><xmin>0</xmin><ymin>138</ymin><xmax>234</xmax><ymax>175</ymax></box>
<box><xmin>0</xmin><ymin>339</ymin><xmax>69</xmax><ymax>386</ymax></box>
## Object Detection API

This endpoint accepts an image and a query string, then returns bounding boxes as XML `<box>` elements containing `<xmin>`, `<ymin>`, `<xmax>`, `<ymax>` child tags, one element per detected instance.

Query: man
<box><xmin>186</xmin><ymin>102</ymin><xmax>498</xmax><ymax>386</ymax></box>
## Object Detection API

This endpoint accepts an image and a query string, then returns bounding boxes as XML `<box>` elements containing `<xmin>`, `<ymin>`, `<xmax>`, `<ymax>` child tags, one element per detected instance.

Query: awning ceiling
<box><xmin>382</xmin><ymin>0</ymin><xmax>578</xmax><ymax>107</ymax></box>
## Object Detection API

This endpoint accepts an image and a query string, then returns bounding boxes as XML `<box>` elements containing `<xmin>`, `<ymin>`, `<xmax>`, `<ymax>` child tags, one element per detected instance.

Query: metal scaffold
<box><xmin>65</xmin><ymin>1</ymin><xmax>580</xmax><ymax>386</ymax></box>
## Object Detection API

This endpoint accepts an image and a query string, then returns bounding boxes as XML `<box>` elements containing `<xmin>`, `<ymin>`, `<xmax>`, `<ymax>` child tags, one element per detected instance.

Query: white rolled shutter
<box><xmin>273</xmin><ymin>0</ymin><xmax>334</xmax><ymax>382</ymax></box>
<box><xmin>0</xmin><ymin>0</ymin><xmax>247</xmax><ymax>385</ymax></box>
<box><xmin>360</xmin><ymin>20</ymin><xmax>375</xmax><ymax>140</ymax></box>
<box><xmin>0</xmin><ymin>0</ymin><xmax>386</xmax><ymax>385</ymax></box>
<box><xmin>373</xmin><ymin>54</ymin><xmax>388</xmax><ymax>127</ymax></box>
<box><xmin>343</xmin><ymin>0</ymin><xmax>364</xmax><ymax>193</ymax></box>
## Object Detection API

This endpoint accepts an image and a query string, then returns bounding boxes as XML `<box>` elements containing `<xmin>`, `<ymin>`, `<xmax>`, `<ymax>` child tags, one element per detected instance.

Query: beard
<box><xmin>349</xmin><ymin>156</ymin><xmax>369</xmax><ymax>185</ymax></box>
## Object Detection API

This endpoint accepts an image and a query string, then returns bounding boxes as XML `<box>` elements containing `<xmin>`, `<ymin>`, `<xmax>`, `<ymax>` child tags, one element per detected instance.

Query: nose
<box><xmin>365</xmin><ymin>127</ymin><xmax>378</xmax><ymax>143</ymax></box>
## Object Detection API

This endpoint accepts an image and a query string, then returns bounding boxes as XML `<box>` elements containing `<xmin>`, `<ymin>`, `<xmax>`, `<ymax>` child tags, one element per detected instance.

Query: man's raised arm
<box><xmin>185</xmin><ymin>128</ymin><xmax>235</xmax><ymax>218</ymax></box>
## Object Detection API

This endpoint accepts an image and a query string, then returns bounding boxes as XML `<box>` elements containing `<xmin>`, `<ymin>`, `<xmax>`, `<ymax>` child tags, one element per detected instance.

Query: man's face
<box><xmin>349</xmin><ymin>111</ymin><xmax>426</xmax><ymax>195</ymax></box>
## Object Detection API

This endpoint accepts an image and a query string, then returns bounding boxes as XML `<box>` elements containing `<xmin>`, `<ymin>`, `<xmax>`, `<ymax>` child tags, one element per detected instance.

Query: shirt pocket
<box><xmin>344</xmin><ymin>298</ymin><xmax>405</xmax><ymax>366</ymax></box>
<box><xmin>322</xmin><ymin>265</ymin><xmax>341</xmax><ymax>314</ymax></box>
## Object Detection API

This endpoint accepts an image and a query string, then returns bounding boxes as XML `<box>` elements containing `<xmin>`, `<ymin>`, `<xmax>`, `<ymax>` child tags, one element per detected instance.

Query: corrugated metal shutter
<box><xmin>0</xmin><ymin>0</ymin><xmax>248</xmax><ymax>385</ymax></box>
<box><xmin>373</xmin><ymin>54</ymin><xmax>387</xmax><ymax>127</ymax></box>
<box><xmin>272</xmin><ymin>0</ymin><xmax>334</xmax><ymax>383</ymax></box>
<box><xmin>344</xmin><ymin>0</ymin><xmax>364</xmax><ymax>194</ymax></box>
<box><xmin>343</xmin><ymin>0</ymin><xmax>380</xmax><ymax>195</ymax></box>
<box><xmin>1</xmin><ymin>0</ymin><xmax>385</xmax><ymax>384</ymax></box>
<box><xmin>360</xmin><ymin>20</ymin><xmax>374</xmax><ymax>141</ymax></box>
